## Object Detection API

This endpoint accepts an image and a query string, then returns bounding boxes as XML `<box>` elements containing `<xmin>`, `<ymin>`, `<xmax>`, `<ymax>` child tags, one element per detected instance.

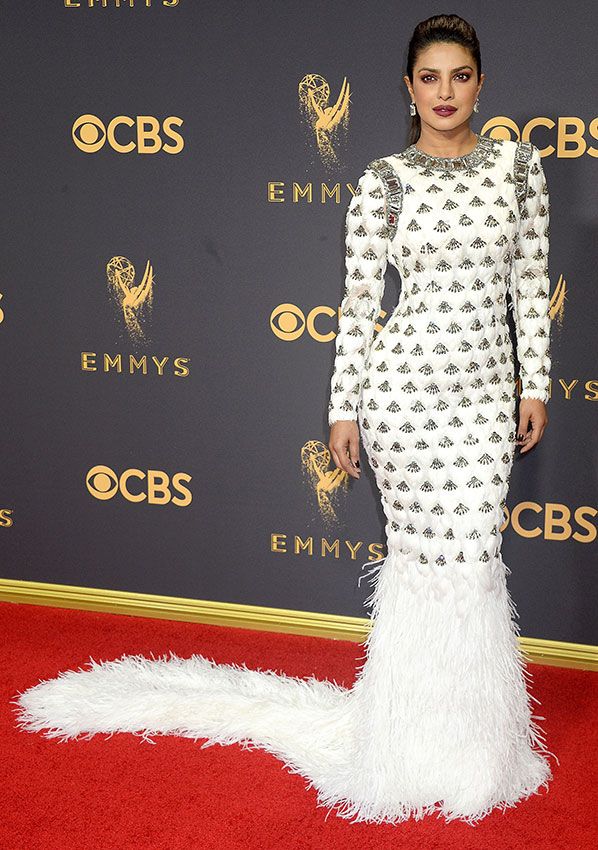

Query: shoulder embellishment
<box><xmin>513</xmin><ymin>141</ymin><xmax>533</xmax><ymax>217</ymax></box>
<box><xmin>365</xmin><ymin>157</ymin><xmax>403</xmax><ymax>242</ymax></box>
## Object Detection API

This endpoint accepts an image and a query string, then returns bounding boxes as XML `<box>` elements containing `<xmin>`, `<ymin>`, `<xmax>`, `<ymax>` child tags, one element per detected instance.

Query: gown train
<box><xmin>11</xmin><ymin>534</ymin><xmax>556</xmax><ymax>826</ymax></box>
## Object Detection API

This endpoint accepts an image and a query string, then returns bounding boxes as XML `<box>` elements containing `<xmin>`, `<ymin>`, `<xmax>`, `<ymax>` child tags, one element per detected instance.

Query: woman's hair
<box><xmin>405</xmin><ymin>14</ymin><xmax>481</xmax><ymax>145</ymax></box>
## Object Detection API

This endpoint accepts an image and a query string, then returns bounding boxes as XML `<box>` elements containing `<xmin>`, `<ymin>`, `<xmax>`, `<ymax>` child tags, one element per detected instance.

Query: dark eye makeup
<box><xmin>420</xmin><ymin>73</ymin><xmax>471</xmax><ymax>83</ymax></box>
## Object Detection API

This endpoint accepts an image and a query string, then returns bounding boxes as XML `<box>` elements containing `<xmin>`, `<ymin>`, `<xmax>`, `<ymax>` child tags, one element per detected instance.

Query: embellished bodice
<box><xmin>327</xmin><ymin>134</ymin><xmax>552</xmax><ymax>425</ymax></box>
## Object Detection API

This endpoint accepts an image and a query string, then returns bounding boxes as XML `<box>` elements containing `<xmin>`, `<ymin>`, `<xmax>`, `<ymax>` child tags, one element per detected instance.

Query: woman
<box><xmin>325</xmin><ymin>11</ymin><xmax>557</xmax><ymax>822</ymax></box>
<box><xmin>13</xmin><ymin>14</ymin><xmax>557</xmax><ymax>827</ymax></box>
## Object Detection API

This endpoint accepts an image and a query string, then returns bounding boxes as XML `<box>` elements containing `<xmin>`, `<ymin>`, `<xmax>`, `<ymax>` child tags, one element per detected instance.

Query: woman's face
<box><xmin>404</xmin><ymin>42</ymin><xmax>484</xmax><ymax>132</ymax></box>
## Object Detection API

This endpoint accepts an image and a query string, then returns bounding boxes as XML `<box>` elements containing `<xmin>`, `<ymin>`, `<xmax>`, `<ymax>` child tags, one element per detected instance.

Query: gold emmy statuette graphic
<box><xmin>106</xmin><ymin>256</ymin><xmax>154</xmax><ymax>344</ymax></box>
<box><xmin>298</xmin><ymin>75</ymin><xmax>351</xmax><ymax>167</ymax></box>
<box><xmin>550</xmin><ymin>273</ymin><xmax>567</xmax><ymax>326</ymax></box>
<box><xmin>301</xmin><ymin>440</ymin><xmax>349</xmax><ymax>524</ymax></box>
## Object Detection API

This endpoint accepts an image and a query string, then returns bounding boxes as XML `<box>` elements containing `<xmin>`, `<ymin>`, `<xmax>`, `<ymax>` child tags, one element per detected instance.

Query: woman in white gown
<box><xmin>12</xmin><ymin>14</ymin><xmax>558</xmax><ymax>826</ymax></box>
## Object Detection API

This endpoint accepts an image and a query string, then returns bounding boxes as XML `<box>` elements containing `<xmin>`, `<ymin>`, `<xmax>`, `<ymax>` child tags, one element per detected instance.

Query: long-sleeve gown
<box><xmin>12</xmin><ymin>133</ymin><xmax>557</xmax><ymax>826</ymax></box>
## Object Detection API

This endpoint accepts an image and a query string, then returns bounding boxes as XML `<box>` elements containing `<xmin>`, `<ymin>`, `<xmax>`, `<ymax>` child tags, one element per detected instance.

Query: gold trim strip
<box><xmin>1</xmin><ymin>578</ymin><xmax>596</xmax><ymax>671</ymax></box>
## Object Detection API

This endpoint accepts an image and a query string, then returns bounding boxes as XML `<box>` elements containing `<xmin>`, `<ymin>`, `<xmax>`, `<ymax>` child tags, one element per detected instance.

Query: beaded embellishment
<box><xmin>508</xmin><ymin>140</ymin><xmax>534</xmax><ymax>315</ymax></box>
<box><xmin>365</xmin><ymin>157</ymin><xmax>403</xmax><ymax>241</ymax></box>
<box><xmin>513</xmin><ymin>140</ymin><xmax>533</xmax><ymax>216</ymax></box>
<box><xmin>397</xmin><ymin>132</ymin><xmax>498</xmax><ymax>172</ymax></box>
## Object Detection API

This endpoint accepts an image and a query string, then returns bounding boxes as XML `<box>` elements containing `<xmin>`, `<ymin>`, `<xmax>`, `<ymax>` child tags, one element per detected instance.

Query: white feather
<box><xmin>11</xmin><ymin>547</ymin><xmax>557</xmax><ymax>826</ymax></box>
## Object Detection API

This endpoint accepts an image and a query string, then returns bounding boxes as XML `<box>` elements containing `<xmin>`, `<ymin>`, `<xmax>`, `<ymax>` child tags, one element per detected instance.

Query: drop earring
<box><xmin>473</xmin><ymin>98</ymin><xmax>480</xmax><ymax>113</ymax></box>
<box><xmin>409</xmin><ymin>101</ymin><xmax>417</xmax><ymax>116</ymax></box>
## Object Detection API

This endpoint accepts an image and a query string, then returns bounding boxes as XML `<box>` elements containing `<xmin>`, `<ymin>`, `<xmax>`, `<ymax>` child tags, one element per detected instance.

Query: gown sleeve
<box><xmin>327</xmin><ymin>166</ymin><xmax>389</xmax><ymax>426</ymax></box>
<box><xmin>511</xmin><ymin>143</ymin><xmax>552</xmax><ymax>403</ymax></box>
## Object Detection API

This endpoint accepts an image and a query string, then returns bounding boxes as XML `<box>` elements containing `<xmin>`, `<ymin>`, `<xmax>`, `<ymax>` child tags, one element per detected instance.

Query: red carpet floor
<box><xmin>1</xmin><ymin>599</ymin><xmax>596</xmax><ymax>850</ymax></box>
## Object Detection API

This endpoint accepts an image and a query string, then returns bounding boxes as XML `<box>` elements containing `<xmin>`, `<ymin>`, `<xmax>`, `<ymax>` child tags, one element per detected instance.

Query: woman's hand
<box><xmin>516</xmin><ymin>399</ymin><xmax>549</xmax><ymax>454</ymax></box>
<box><xmin>329</xmin><ymin>420</ymin><xmax>361</xmax><ymax>479</ymax></box>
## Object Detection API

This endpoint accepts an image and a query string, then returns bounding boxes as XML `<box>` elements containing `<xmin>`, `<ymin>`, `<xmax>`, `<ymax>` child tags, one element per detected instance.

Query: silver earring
<box><xmin>409</xmin><ymin>101</ymin><xmax>417</xmax><ymax>116</ymax></box>
<box><xmin>473</xmin><ymin>98</ymin><xmax>480</xmax><ymax>113</ymax></box>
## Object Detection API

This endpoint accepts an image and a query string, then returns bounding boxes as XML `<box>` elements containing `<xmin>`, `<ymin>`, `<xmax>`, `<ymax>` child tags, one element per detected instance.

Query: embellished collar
<box><xmin>396</xmin><ymin>132</ymin><xmax>497</xmax><ymax>171</ymax></box>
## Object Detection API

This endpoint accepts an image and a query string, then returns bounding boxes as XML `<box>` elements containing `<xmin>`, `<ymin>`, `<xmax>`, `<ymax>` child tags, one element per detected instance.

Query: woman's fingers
<box><xmin>516</xmin><ymin>408</ymin><xmax>531</xmax><ymax>447</ymax></box>
<box><xmin>330</xmin><ymin>445</ymin><xmax>355</xmax><ymax>478</ymax></box>
<box><xmin>348</xmin><ymin>432</ymin><xmax>360</xmax><ymax>475</ymax></box>
<box><xmin>519</xmin><ymin>425</ymin><xmax>538</xmax><ymax>453</ymax></box>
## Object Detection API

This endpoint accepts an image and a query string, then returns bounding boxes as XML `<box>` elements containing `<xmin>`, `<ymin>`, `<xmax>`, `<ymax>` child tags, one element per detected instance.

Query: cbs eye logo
<box><xmin>72</xmin><ymin>114</ymin><xmax>184</xmax><ymax>154</ymax></box>
<box><xmin>86</xmin><ymin>465</ymin><xmax>192</xmax><ymax>506</ymax></box>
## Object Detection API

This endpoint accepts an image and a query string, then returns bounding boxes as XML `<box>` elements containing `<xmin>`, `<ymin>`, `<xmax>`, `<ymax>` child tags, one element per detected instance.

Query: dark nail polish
<box><xmin>355</xmin><ymin>460</ymin><xmax>360</xmax><ymax>468</ymax></box>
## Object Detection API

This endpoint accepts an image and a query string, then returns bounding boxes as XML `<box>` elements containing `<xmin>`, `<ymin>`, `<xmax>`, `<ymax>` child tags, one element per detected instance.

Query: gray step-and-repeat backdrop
<box><xmin>1</xmin><ymin>2</ymin><xmax>596</xmax><ymax>646</ymax></box>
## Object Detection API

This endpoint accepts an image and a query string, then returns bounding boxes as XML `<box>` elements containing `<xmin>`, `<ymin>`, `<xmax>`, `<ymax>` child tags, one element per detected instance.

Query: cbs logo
<box><xmin>480</xmin><ymin>116</ymin><xmax>598</xmax><ymax>155</ymax></box>
<box><xmin>270</xmin><ymin>303</ymin><xmax>386</xmax><ymax>342</ymax></box>
<box><xmin>72</xmin><ymin>114</ymin><xmax>184</xmax><ymax>154</ymax></box>
<box><xmin>86</xmin><ymin>465</ymin><xmax>192</xmax><ymax>506</ymax></box>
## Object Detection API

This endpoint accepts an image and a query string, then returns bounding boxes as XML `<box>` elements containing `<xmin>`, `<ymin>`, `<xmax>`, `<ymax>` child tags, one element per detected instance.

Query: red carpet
<box><xmin>1</xmin><ymin>599</ymin><xmax>596</xmax><ymax>849</ymax></box>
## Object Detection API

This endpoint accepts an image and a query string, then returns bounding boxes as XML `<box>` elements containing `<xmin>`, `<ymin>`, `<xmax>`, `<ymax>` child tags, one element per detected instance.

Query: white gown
<box><xmin>12</xmin><ymin>133</ymin><xmax>558</xmax><ymax>826</ymax></box>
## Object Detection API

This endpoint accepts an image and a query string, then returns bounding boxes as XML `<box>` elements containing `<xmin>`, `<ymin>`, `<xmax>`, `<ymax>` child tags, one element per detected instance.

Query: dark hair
<box><xmin>405</xmin><ymin>14</ymin><xmax>482</xmax><ymax>145</ymax></box>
